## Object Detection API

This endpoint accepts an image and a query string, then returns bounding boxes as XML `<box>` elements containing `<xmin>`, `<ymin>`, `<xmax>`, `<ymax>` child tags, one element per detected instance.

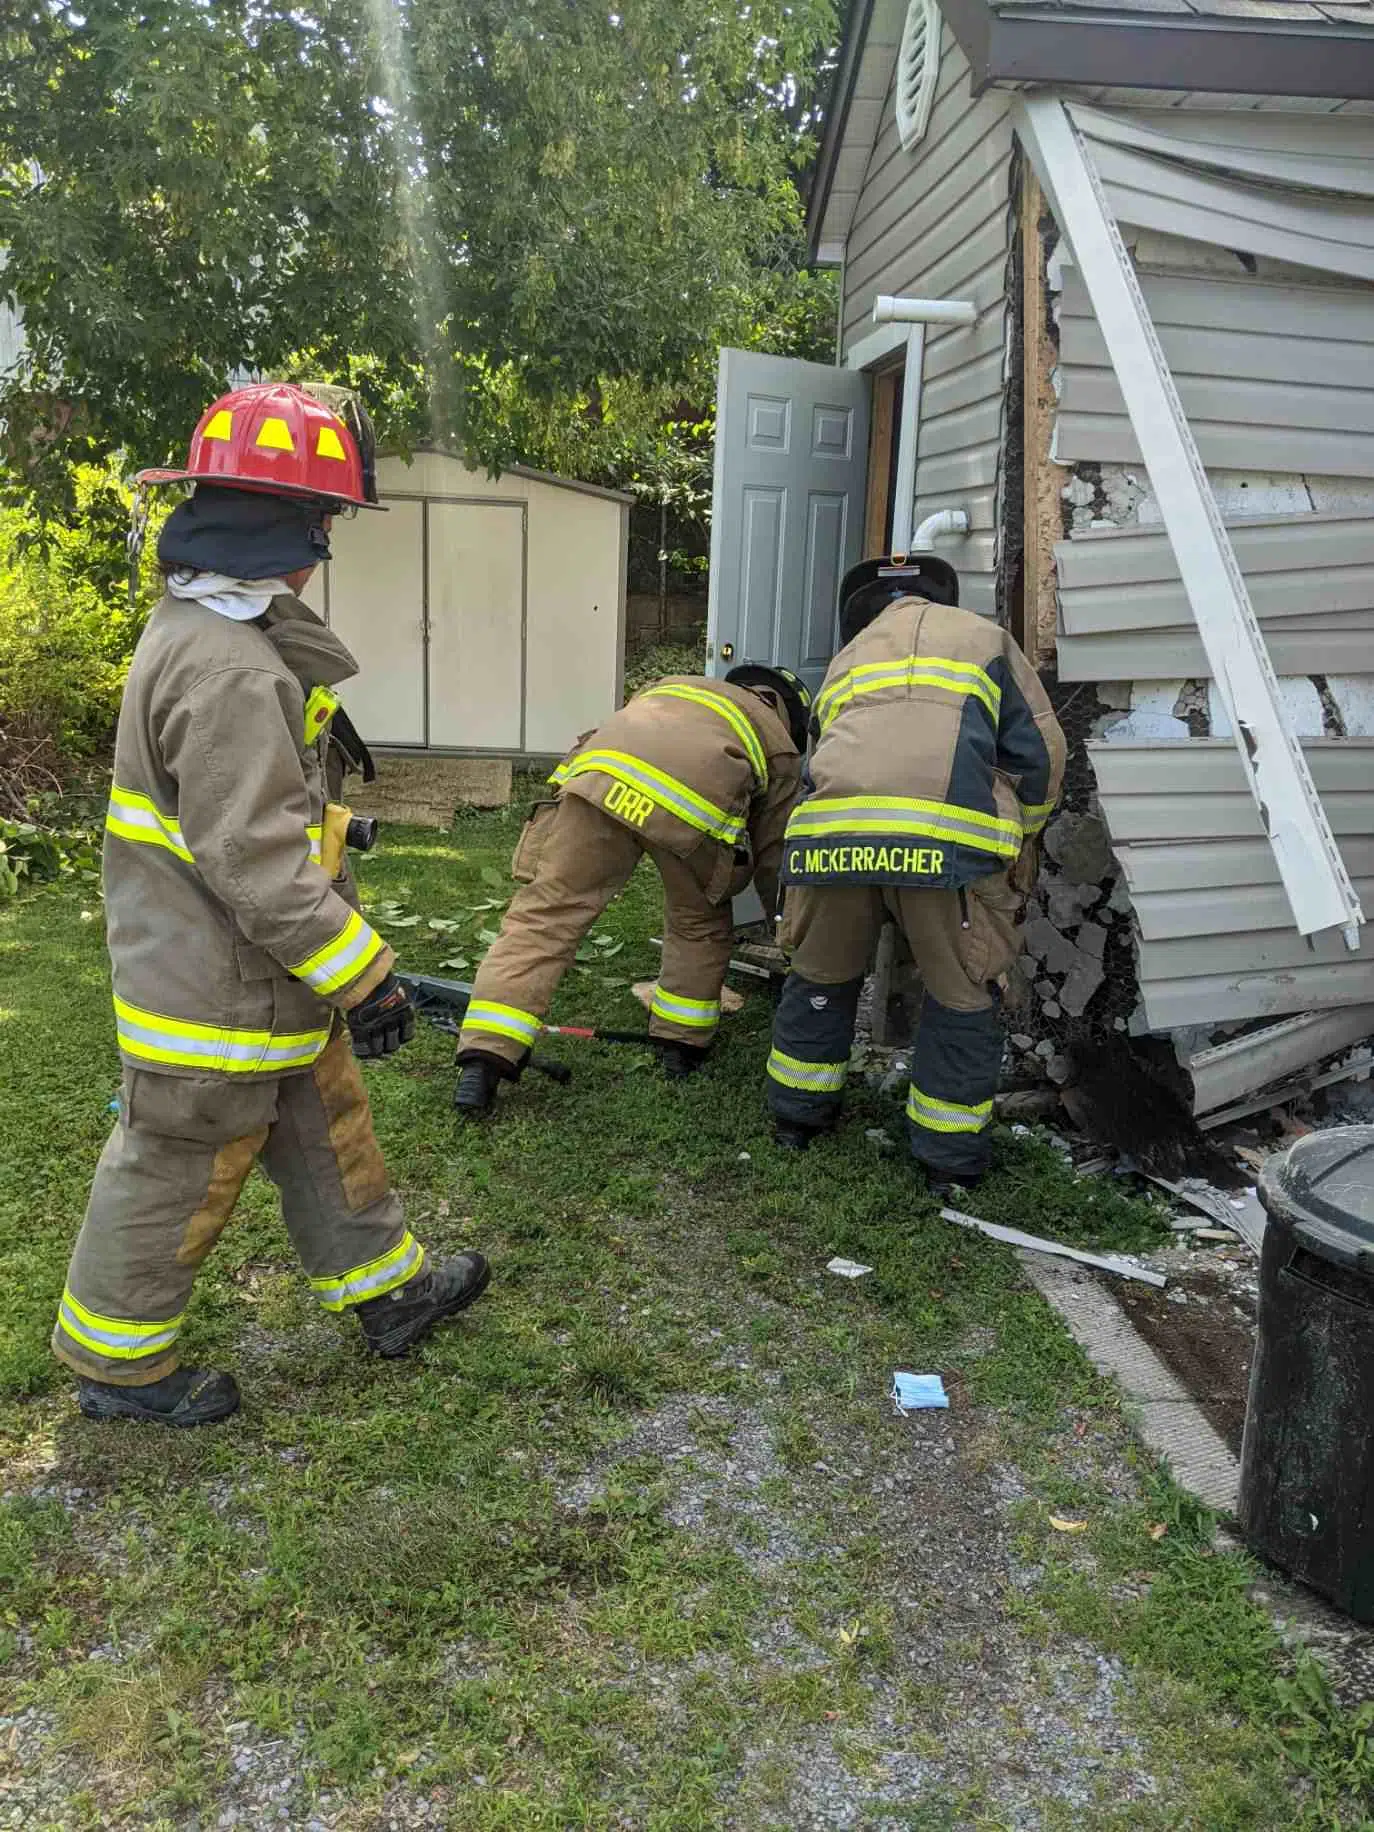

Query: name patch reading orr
<box><xmin>604</xmin><ymin>780</ymin><xmax>655</xmax><ymax>827</ymax></box>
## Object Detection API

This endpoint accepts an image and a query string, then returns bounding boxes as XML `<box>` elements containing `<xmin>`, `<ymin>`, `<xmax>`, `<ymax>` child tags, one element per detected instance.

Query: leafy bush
<box><xmin>0</xmin><ymin>815</ymin><xmax>101</xmax><ymax>899</ymax></box>
<box><xmin>0</xmin><ymin>464</ymin><xmax>151</xmax><ymax>763</ymax></box>
<box><xmin>623</xmin><ymin>629</ymin><xmax>707</xmax><ymax>701</ymax></box>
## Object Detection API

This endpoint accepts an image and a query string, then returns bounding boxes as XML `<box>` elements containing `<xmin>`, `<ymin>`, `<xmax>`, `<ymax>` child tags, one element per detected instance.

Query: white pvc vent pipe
<box><xmin>873</xmin><ymin>295</ymin><xmax>976</xmax><ymax>327</ymax></box>
<box><xmin>911</xmin><ymin>508</ymin><xmax>969</xmax><ymax>548</ymax></box>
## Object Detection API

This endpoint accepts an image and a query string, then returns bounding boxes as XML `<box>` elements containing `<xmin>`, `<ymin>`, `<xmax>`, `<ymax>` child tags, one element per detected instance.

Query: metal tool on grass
<box><xmin>396</xmin><ymin>972</ymin><xmax>659</xmax><ymax>1081</ymax></box>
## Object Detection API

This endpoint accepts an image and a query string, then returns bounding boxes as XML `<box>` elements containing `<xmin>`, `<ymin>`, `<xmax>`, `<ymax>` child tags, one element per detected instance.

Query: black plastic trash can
<box><xmin>1238</xmin><ymin>1125</ymin><xmax>1374</xmax><ymax>1620</ymax></box>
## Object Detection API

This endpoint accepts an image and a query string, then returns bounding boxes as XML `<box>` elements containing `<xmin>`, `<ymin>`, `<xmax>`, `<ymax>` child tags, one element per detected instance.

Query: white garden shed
<box><xmin>302</xmin><ymin>451</ymin><xmax>631</xmax><ymax>759</ymax></box>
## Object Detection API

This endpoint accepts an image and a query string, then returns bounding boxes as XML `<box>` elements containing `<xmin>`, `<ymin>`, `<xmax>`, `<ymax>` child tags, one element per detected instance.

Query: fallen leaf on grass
<box><xmin>1049</xmin><ymin>1516</ymin><xmax>1088</xmax><ymax>1534</ymax></box>
<box><xmin>1148</xmin><ymin>1522</ymin><xmax>1168</xmax><ymax>1542</ymax></box>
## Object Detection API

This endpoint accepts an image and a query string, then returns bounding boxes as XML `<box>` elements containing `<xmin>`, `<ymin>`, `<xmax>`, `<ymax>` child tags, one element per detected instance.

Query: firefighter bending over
<box><xmin>766</xmin><ymin>556</ymin><xmax>1065</xmax><ymax>1194</ymax></box>
<box><xmin>454</xmin><ymin>666</ymin><xmax>809</xmax><ymax>1113</ymax></box>
<box><xmin>55</xmin><ymin>383</ymin><xmax>489</xmax><ymax>1428</ymax></box>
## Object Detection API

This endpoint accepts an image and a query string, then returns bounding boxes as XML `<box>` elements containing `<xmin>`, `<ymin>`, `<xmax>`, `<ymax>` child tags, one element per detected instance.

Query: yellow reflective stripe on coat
<box><xmin>111</xmin><ymin>789</ymin><xmax>328</xmax><ymax>872</ymax></box>
<box><xmin>766</xmin><ymin>1046</ymin><xmax>848</xmax><ymax>1092</ymax></box>
<box><xmin>1020</xmin><ymin>797</ymin><xmax>1056</xmax><ymax>835</ymax></box>
<box><xmin>303</xmin><ymin>685</ymin><xmax>340</xmax><ymax>748</ymax></box>
<box><xmin>815</xmin><ymin>656</ymin><xmax>1001</xmax><ymax>732</ymax></box>
<box><xmin>551</xmin><ymin>749</ymin><xmax>744</xmax><ymax>844</ymax></box>
<box><xmin>905</xmin><ymin>1083</ymin><xmax>993</xmax><ymax>1135</ymax></box>
<box><xmin>462</xmin><ymin>999</ymin><xmax>542</xmax><ymax>1045</ymax></box>
<box><xmin>57</xmin><ymin>1288</ymin><xmax>183</xmax><ymax>1361</ymax></box>
<box><xmin>649</xmin><ymin>987</ymin><xmax>720</xmax><ymax>1031</ymax></box>
<box><xmin>114</xmin><ymin>995</ymin><xmax>330</xmax><ymax>1073</ymax></box>
<box><xmin>106</xmin><ymin>786</ymin><xmax>194</xmax><ymax>864</ymax></box>
<box><xmin>290</xmin><ymin>910</ymin><xmax>385</xmax><ymax>997</ymax></box>
<box><xmin>310</xmin><ymin>1232</ymin><xmax>424</xmax><ymax>1312</ymax></box>
<box><xmin>640</xmin><ymin>685</ymin><xmax>768</xmax><ymax>788</ymax></box>
<box><xmin>786</xmin><ymin>795</ymin><xmax>1022</xmax><ymax>858</ymax></box>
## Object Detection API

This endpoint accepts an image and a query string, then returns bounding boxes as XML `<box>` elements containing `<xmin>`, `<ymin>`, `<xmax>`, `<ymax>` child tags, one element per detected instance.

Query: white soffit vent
<box><xmin>895</xmin><ymin>0</ymin><xmax>940</xmax><ymax>153</ymax></box>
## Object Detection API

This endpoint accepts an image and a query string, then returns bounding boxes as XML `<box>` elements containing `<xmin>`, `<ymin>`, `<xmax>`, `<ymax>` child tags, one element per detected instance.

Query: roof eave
<box><xmin>806</xmin><ymin>0</ymin><xmax>881</xmax><ymax>264</ymax></box>
<box><xmin>981</xmin><ymin>11</ymin><xmax>1374</xmax><ymax>102</ymax></box>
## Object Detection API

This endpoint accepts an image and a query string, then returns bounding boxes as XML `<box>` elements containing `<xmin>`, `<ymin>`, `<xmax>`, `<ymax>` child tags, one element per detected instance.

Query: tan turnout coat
<box><xmin>550</xmin><ymin>674</ymin><xmax>802</xmax><ymax>915</ymax></box>
<box><xmin>103</xmin><ymin>592</ymin><xmax>393</xmax><ymax>1079</ymax></box>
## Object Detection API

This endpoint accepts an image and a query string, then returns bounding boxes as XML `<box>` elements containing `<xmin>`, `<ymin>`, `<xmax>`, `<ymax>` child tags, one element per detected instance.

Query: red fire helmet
<box><xmin>136</xmin><ymin>382</ymin><xmax>383</xmax><ymax>511</ymax></box>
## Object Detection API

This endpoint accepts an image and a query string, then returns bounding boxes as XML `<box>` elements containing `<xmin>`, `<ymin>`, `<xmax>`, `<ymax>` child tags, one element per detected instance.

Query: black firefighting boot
<box><xmin>454</xmin><ymin>1055</ymin><xmax>504</xmax><ymax>1116</ymax></box>
<box><xmin>773</xmin><ymin>1118</ymin><xmax>825</xmax><ymax>1152</ymax></box>
<box><xmin>78</xmin><ymin>1367</ymin><xmax>241</xmax><ymax>1428</ymax></box>
<box><xmin>357</xmin><ymin>1254</ymin><xmax>491</xmax><ymax>1358</ymax></box>
<box><xmin>658</xmin><ymin>1041</ymin><xmax>709</xmax><ymax>1080</ymax></box>
<box><xmin>923</xmin><ymin>1168</ymin><xmax>983</xmax><ymax>1203</ymax></box>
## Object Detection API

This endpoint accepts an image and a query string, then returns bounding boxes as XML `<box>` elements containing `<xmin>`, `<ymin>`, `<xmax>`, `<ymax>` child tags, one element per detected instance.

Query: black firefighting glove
<box><xmin>347</xmin><ymin>973</ymin><xmax>416</xmax><ymax>1059</ymax></box>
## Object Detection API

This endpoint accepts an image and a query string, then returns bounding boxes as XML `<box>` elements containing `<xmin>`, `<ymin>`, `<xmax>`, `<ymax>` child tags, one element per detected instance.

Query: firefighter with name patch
<box><xmin>453</xmin><ymin>665</ymin><xmax>809</xmax><ymax>1112</ymax></box>
<box><xmin>54</xmin><ymin>382</ymin><xmax>490</xmax><ymax>1428</ymax></box>
<box><xmin>766</xmin><ymin>555</ymin><xmax>1065</xmax><ymax>1193</ymax></box>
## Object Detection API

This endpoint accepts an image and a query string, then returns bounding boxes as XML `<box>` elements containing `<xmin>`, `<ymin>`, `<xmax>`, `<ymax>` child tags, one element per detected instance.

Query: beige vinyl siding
<box><xmin>1055</xmin><ymin>266</ymin><xmax>1374</xmax><ymax>476</ymax></box>
<box><xmin>1090</xmin><ymin>739</ymin><xmax>1374</xmax><ymax>1027</ymax></box>
<box><xmin>1055</xmin><ymin>511</ymin><xmax>1374</xmax><ymax>678</ymax></box>
<box><xmin>840</xmin><ymin>25</ymin><xmax>1015</xmax><ymax>615</ymax></box>
<box><xmin>1067</xmin><ymin>104</ymin><xmax>1374</xmax><ymax>282</ymax></box>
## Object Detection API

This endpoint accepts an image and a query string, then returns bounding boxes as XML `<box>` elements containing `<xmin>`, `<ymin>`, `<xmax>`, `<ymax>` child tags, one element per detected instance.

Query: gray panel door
<box><xmin>706</xmin><ymin>348</ymin><xmax>870</xmax><ymax>695</ymax></box>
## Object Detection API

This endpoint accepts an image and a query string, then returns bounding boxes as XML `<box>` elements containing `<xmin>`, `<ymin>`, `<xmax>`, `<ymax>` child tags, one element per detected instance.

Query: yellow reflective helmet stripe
<box><xmin>906</xmin><ymin>1083</ymin><xmax>993</xmax><ymax>1135</ymax></box>
<box><xmin>290</xmin><ymin>909</ymin><xmax>385</xmax><ymax>998</ymax></box>
<box><xmin>105</xmin><ymin>786</ymin><xmax>194</xmax><ymax>864</ymax></box>
<box><xmin>551</xmin><ymin>749</ymin><xmax>744</xmax><ymax>844</ymax></box>
<box><xmin>815</xmin><ymin>655</ymin><xmax>1001</xmax><ymax>732</ymax></box>
<box><xmin>56</xmin><ymin>1288</ymin><xmax>184</xmax><ymax>1361</ymax></box>
<box><xmin>114</xmin><ymin>995</ymin><xmax>330</xmax><ymax>1073</ymax></box>
<box><xmin>766</xmin><ymin>1047</ymin><xmax>848</xmax><ymax>1092</ymax></box>
<box><xmin>462</xmin><ymin>999</ymin><xmax>542</xmax><ymax>1044</ymax></box>
<box><xmin>310</xmin><ymin>1232</ymin><xmax>424</xmax><ymax>1312</ymax></box>
<box><xmin>649</xmin><ymin>987</ymin><xmax>720</xmax><ymax>1031</ymax></box>
<box><xmin>202</xmin><ymin>409</ymin><xmax>233</xmax><ymax>442</ymax></box>
<box><xmin>316</xmin><ymin>425</ymin><xmax>348</xmax><ymax>462</ymax></box>
<box><xmin>256</xmin><ymin>415</ymin><xmax>296</xmax><ymax>453</ymax></box>
<box><xmin>640</xmin><ymin>685</ymin><xmax>768</xmax><ymax>788</ymax></box>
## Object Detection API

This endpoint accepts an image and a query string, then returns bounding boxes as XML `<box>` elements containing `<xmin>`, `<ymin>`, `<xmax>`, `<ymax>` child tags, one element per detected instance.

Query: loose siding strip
<box><xmin>1055</xmin><ymin>512</ymin><xmax>1374</xmax><ymax>674</ymax></box>
<box><xmin>1090</xmin><ymin>739</ymin><xmax>1374</xmax><ymax>1024</ymax></box>
<box><xmin>841</xmin><ymin>28</ymin><xmax>1015</xmax><ymax>618</ymax></box>
<box><xmin>1056</xmin><ymin>266</ymin><xmax>1374</xmax><ymax>477</ymax></box>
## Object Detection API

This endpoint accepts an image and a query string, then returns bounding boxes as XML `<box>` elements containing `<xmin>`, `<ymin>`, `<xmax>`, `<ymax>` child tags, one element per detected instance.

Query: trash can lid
<box><xmin>1260</xmin><ymin>1126</ymin><xmax>1374</xmax><ymax>1268</ymax></box>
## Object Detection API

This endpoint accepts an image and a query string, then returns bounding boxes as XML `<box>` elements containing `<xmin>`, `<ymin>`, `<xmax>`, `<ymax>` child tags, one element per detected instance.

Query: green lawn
<box><xmin>1</xmin><ymin>793</ymin><xmax>1371</xmax><ymax>1830</ymax></box>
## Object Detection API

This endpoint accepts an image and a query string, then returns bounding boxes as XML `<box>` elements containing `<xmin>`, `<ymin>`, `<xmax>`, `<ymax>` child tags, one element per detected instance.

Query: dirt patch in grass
<box><xmin>1115</xmin><ymin>1260</ymin><xmax>1257</xmax><ymax>1456</ymax></box>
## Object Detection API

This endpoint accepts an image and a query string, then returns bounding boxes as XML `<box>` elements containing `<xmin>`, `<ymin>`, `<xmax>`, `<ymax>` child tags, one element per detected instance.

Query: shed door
<box><xmin>706</xmin><ymin>349</ymin><xmax>870</xmax><ymax>695</ymax></box>
<box><xmin>427</xmin><ymin>501</ymin><xmax>525</xmax><ymax>750</ymax></box>
<box><xmin>324</xmin><ymin>498</ymin><xmax>425</xmax><ymax>746</ymax></box>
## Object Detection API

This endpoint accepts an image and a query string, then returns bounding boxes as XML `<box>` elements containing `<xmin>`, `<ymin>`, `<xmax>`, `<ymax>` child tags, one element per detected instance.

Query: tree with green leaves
<box><xmin>0</xmin><ymin>0</ymin><xmax>837</xmax><ymax>513</ymax></box>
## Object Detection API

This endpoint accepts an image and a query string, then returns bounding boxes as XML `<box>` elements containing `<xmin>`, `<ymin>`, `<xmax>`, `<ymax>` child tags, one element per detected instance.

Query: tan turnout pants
<box><xmin>768</xmin><ymin>875</ymin><xmax>1023</xmax><ymax>1177</ymax></box>
<box><xmin>456</xmin><ymin>794</ymin><xmax>736</xmax><ymax>1067</ymax></box>
<box><xmin>54</xmin><ymin>1031</ymin><xmax>422</xmax><ymax>1385</ymax></box>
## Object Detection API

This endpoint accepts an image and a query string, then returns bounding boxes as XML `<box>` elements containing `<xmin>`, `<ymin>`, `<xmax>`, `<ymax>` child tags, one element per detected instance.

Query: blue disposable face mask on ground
<box><xmin>891</xmin><ymin>1372</ymin><xmax>949</xmax><ymax>1412</ymax></box>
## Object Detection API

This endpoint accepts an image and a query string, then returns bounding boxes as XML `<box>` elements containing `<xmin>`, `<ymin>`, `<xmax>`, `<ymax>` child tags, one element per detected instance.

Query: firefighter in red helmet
<box><xmin>54</xmin><ymin>383</ymin><xmax>490</xmax><ymax>1427</ymax></box>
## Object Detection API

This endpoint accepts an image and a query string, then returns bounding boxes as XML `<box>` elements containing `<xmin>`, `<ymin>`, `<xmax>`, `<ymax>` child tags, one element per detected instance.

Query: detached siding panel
<box><xmin>1055</xmin><ymin>511</ymin><xmax>1374</xmax><ymax>673</ymax></box>
<box><xmin>1082</xmin><ymin>135</ymin><xmax>1374</xmax><ymax>282</ymax></box>
<box><xmin>1056</xmin><ymin>268</ymin><xmax>1374</xmax><ymax>477</ymax></box>
<box><xmin>841</xmin><ymin>29</ymin><xmax>1014</xmax><ymax>617</ymax></box>
<box><xmin>1090</xmin><ymin>739</ymin><xmax>1374</xmax><ymax>1024</ymax></box>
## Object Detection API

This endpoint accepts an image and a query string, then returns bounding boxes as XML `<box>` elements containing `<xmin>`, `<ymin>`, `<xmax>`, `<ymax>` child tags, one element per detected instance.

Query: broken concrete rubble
<box><xmin>1059</xmin><ymin>953</ymin><xmax>1106</xmax><ymax>1018</ymax></box>
<box><xmin>1044</xmin><ymin>811</ymin><xmax>1115</xmax><ymax>885</ymax></box>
